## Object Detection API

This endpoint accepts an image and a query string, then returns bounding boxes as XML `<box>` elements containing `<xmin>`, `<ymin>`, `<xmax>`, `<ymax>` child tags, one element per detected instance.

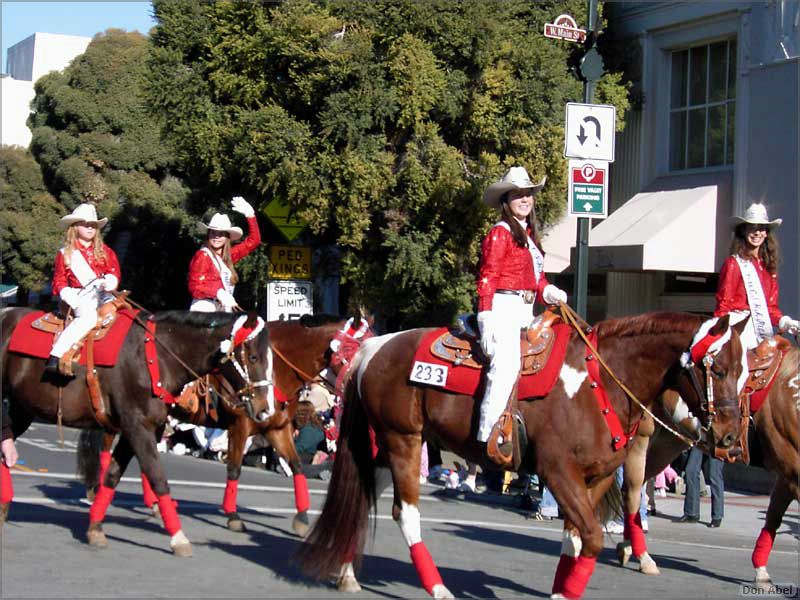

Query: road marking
<box><xmin>16</xmin><ymin>437</ymin><xmax>78</xmax><ymax>452</ymax></box>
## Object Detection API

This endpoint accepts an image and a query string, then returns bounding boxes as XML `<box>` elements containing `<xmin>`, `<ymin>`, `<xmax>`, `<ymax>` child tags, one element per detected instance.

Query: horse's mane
<box><xmin>596</xmin><ymin>312</ymin><xmax>703</xmax><ymax>340</ymax></box>
<box><xmin>151</xmin><ymin>311</ymin><xmax>241</xmax><ymax>329</ymax></box>
<box><xmin>776</xmin><ymin>345</ymin><xmax>799</xmax><ymax>387</ymax></box>
<box><xmin>298</xmin><ymin>313</ymin><xmax>345</xmax><ymax>328</ymax></box>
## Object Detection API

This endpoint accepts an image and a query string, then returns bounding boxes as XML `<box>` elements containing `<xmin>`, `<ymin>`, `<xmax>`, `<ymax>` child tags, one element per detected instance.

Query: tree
<box><xmin>28</xmin><ymin>29</ymin><xmax>199</xmax><ymax>308</ymax></box>
<box><xmin>148</xmin><ymin>0</ymin><xmax>629</xmax><ymax>327</ymax></box>
<box><xmin>0</xmin><ymin>147</ymin><xmax>63</xmax><ymax>301</ymax></box>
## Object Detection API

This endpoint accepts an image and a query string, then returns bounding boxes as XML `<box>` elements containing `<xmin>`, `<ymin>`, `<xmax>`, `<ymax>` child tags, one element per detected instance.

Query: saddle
<box><xmin>430</xmin><ymin>310</ymin><xmax>561</xmax><ymax>376</ymax></box>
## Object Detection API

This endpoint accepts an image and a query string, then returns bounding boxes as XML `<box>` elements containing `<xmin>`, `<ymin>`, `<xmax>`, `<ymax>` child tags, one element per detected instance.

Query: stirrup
<box><xmin>486</xmin><ymin>418</ymin><xmax>513</xmax><ymax>467</ymax></box>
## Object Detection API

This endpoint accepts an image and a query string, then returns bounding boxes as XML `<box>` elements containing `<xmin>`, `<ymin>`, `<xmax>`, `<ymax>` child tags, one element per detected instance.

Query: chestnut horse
<box><xmin>616</xmin><ymin>342</ymin><xmax>799</xmax><ymax>590</ymax></box>
<box><xmin>78</xmin><ymin>314</ymin><xmax>361</xmax><ymax>537</ymax></box>
<box><xmin>0</xmin><ymin>309</ymin><xmax>273</xmax><ymax>556</ymax></box>
<box><xmin>296</xmin><ymin>312</ymin><xmax>746</xmax><ymax>599</ymax></box>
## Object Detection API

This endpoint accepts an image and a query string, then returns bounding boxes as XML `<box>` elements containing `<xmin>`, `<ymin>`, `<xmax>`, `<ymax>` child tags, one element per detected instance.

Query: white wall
<box><xmin>0</xmin><ymin>77</ymin><xmax>35</xmax><ymax>147</ymax></box>
<box><xmin>6</xmin><ymin>32</ymin><xmax>90</xmax><ymax>82</ymax></box>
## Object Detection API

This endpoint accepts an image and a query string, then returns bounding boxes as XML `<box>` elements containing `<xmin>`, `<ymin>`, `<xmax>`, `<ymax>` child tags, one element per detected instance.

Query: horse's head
<box><xmin>674</xmin><ymin>315</ymin><xmax>746</xmax><ymax>454</ymax></box>
<box><xmin>216</xmin><ymin>312</ymin><xmax>274</xmax><ymax>423</ymax></box>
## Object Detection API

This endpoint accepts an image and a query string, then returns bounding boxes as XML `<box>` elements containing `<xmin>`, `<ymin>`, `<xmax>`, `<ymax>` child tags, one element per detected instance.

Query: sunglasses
<box><xmin>744</xmin><ymin>224</ymin><xmax>768</xmax><ymax>233</ymax></box>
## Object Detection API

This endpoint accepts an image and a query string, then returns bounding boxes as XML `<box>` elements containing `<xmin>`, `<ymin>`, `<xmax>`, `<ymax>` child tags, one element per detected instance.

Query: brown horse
<box><xmin>616</xmin><ymin>343</ymin><xmax>799</xmax><ymax>590</ymax></box>
<box><xmin>296</xmin><ymin>312</ymin><xmax>746</xmax><ymax>598</ymax></box>
<box><xmin>0</xmin><ymin>308</ymin><xmax>273</xmax><ymax>556</ymax></box>
<box><xmin>78</xmin><ymin>314</ymin><xmax>361</xmax><ymax>537</ymax></box>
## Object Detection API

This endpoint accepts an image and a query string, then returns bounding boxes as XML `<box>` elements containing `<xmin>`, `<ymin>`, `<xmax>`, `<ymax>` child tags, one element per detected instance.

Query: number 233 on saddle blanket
<box><xmin>8</xmin><ymin>309</ymin><xmax>139</xmax><ymax>367</ymax></box>
<box><xmin>409</xmin><ymin>321</ymin><xmax>572</xmax><ymax>399</ymax></box>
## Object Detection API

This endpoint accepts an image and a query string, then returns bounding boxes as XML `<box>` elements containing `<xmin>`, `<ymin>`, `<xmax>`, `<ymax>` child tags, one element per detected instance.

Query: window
<box><xmin>669</xmin><ymin>39</ymin><xmax>736</xmax><ymax>170</ymax></box>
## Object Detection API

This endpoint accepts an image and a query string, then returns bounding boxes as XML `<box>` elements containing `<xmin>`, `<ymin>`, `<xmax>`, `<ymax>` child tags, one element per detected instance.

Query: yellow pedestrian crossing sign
<box><xmin>264</xmin><ymin>198</ymin><xmax>307</xmax><ymax>242</ymax></box>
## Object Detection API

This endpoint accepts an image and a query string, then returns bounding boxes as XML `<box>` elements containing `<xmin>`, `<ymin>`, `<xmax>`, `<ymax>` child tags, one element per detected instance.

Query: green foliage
<box><xmin>0</xmin><ymin>147</ymin><xmax>63</xmax><ymax>290</ymax></box>
<box><xmin>27</xmin><ymin>29</ymin><xmax>197</xmax><ymax>308</ymax></box>
<box><xmin>146</xmin><ymin>0</ymin><xmax>628</xmax><ymax>326</ymax></box>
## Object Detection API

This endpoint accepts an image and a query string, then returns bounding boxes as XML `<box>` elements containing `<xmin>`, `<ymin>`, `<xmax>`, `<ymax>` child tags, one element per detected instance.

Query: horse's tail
<box><xmin>295</xmin><ymin>349</ymin><xmax>376</xmax><ymax>579</ymax></box>
<box><xmin>76</xmin><ymin>429</ymin><xmax>105</xmax><ymax>489</ymax></box>
<box><xmin>596</xmin><ymin>474</ymin><xmax>623</xmax><ymax>525</ymax></box>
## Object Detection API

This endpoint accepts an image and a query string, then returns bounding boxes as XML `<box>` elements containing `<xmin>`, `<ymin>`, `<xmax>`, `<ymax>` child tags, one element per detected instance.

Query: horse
<box><xmin>615</xmin><ymin>342</ymin><xmax>799</xmax><ymax>590</ymax></box>
<box><xmin>77</xmin><ymin>314</ymin><xmax>366</xmax><ymax>537</ymax></box>
<box><xmin>296</xmin><ymin>311</ymin><xmax>746</xmax><ymax>599</ymax></box>
<box><xmin>0</xmin><ymin>308</ymin><xmax>274</xmax><ymax>556</ymax></box>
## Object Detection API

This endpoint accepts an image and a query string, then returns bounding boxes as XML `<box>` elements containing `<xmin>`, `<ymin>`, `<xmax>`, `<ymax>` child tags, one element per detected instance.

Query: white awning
<box><xmin>542</xmin><ymin>213</ymin><xmax>578</xmax><ymax>273</ymax></box>
<box><xmin>583</xmin><ymin>173</ymin><xmax>732</xmax><ymax>273</ymax></box>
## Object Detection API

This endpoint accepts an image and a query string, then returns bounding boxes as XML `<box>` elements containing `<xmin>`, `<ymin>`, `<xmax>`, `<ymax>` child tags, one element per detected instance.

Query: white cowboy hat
<box><xmin>483</xmin><ymin>166</ymin><xmax>547</xmax><ymax>209</ymax></box>
<box><xmin>198</xmin><ymin>213</ymin><xmax>243</xmax><ymax>240</ymax></box>
<box><xmin>58</xmin><ymin>203</ymin><xmax>108</xmax><ymax>229</ymax></box>
<box><xmin>729</xmin><ymin>203</ymin><xmax>782</xmax><ymax>229</ymax></box>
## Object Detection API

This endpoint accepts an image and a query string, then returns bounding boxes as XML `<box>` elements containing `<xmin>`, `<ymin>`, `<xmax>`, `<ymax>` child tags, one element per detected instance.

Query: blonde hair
<box><xmin>63</xmin><ymin>224</ymin><xmax>107</xmax><ymax>267</ymax></box>
<box><xmin>204</xmin><ymin>235</ymin><xmax>239</xmax><ymax>285</ymax></box>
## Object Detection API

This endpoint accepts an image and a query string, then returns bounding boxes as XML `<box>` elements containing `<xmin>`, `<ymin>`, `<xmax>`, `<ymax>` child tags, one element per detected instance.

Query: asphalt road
<box><xmin>1</xmin><ymin>423</ymin><xmax>798</xmax><ymax>599</ymax></box>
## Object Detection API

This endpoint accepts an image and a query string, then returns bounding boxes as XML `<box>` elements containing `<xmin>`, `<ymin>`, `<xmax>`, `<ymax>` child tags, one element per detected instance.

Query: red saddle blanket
<box><xmin>8</xmin><ymin>309</ymin><xmax>140</xmax><ymax>367</ymax></box>
<box><xmin>411</xmin><ymin>323</ymin><xmax>572</xmax><ymax>399</ymax></box>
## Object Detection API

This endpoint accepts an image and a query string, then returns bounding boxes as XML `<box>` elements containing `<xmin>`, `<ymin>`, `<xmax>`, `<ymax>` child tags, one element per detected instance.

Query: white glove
<box><xmin>542</xmin><ymin>284</ymin><xmax>568</xmax><ymax>305</ymax></box>
<box><xmin>102</xmin><ymin>274</ymin><xmax>119</xmax><ymax>292</ymax></box>
<box><xmin>231</xmin><ymin>196</ymin><xmax>255</xmax><ymax>218</ymax></box>
<box><xmin>60</xmin><ymin>287</ymin><xmax>81</xmax><ymax>309</ymax></box>
<box><xmin>477</xmin><ymin>310</ymin><xmax>496</xmax><ymax>359</ymax></box>
<box><xmin>216</xmin><ymin>288</ymin><xmax>239</xmax><ymax>310</ymax></box>
<box><xmin>779</xmin><ymin>315</ymin><xmax>799</xmax><ymax>336</ymax></box>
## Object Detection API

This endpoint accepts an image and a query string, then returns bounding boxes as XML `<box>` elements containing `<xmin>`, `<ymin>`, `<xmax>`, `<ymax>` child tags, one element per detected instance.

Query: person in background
<box><xmin>1</xmin><ymin>401</ymin><xmax>19</xmax><ymax>518</ymax></box>
<box><xmin>188</xmin><ymin>196</ymin><xmax>260</xmax><ymax>312</ymax></box>
<box><xmin>46</xmin><ymin>203</ymin><xmax>121</xmax><ymax>375</ymax></box>
<box><xmin>680</xmin><ymin>445</ymin><xmax>725</xmax><ymax>527</ymax></box>
<box><xmin>476</xmin><ymin>167</ymin><xmax>568</xmax><ymax>464</ymax></box>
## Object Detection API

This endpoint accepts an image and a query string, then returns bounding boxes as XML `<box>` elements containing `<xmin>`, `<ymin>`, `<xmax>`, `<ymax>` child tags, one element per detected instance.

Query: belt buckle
<box><xmin>523</xmin><ymin>291</ymin><xmax>535</xmax><ymax>304</ymax></box>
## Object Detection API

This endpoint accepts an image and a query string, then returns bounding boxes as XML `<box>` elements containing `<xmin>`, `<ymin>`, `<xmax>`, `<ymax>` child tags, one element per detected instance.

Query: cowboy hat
<box><xmin>198</xmin><ymin>213</ymin><xmax>243</xmax><ymax>240</ymax></box>
<box><xmin>483</xmin><ymin>166</ymin><xmax>547</xmax><ymax>209</ymax></box>
<box><xmin>729</xmin><ymin>203</ymin><xmax>782</xmax><ymax>229</ymax></box>
<box><xmin>58</xmin><ymin>203</ymin><xmax>108</xmax><ymax>229</ymax></box>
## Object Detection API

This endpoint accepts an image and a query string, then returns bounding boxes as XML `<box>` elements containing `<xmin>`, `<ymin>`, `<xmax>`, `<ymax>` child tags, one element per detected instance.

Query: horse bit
<box><xmin>219</xmin><ymin>341</ymin><xmax>273</xmax><ymax>410</ymax></box>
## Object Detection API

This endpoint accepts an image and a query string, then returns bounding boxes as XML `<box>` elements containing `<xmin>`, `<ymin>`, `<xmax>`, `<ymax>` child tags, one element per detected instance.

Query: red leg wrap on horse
<box><xmin>158</xmin><ymin>494</ymin><xmax>181</xmax><ymax>536</ymax></box>
<box><xmin>561</xmin><ymin>555</ymin><xmax>597</xmax><ymax>599</ymax></box>
<box><xmin>624</xmin><ymin>512</ymin><xmax>647</xmax><ymax>557</ymax></box>
<box><xmin>752</xmin><ymin>527</ymin><xmax>776</xmax><ymax>568</ymax></box>
<box><xmin>551</xmin><ymin>555</ymin><xmax>576</xmax><ymax>596</ymax></box>
<box><xmin>409</xmin><ymin>541</ymin><xmax>443</xmax><ymax>594</ymax></box>
<box><xmin>293</xmin><ymin>474</ymin><xmax>310</xmax><ymax>513</ymax></box>
<box><xmin>222</xmin><ymin>479</ymin><xmax>239</xmax><ymax>514</ymax></box>
<box><xmin>0</xmin><ymin>462</ymin><xmax>13</xmax><ymax>503</ymax></box>
<box><xmin>141</xmin><ymin>473</ymin><xmax>157</xmax><ymax>507</ymax></box>
<box><xmin>89</xmin><ymin>485</ymin><xmax>115</xmax><ymax>523</ymax></box>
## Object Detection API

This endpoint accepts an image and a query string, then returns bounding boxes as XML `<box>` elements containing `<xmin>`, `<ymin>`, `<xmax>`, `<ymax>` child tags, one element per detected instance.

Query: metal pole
<box><xmin>574</xmin><ymin>0</ymin><xmax>597</xmax><ymax>319</ymax></box>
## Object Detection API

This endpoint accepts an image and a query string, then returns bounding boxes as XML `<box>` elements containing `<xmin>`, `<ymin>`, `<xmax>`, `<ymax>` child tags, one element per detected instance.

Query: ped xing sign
<box><xmin>269</xmin><ymin>244</ymin><xmax>311</xmax><ymax>280</ymax></box>
<box><xmin>568</xmin><ymin>159</ymin><xmax>608</xmax><ymax>218</ymax></box>
<box><xmin>267</xmin><ymin>279</ymin><xmax>314</xmax><ymax>321</ymax></box>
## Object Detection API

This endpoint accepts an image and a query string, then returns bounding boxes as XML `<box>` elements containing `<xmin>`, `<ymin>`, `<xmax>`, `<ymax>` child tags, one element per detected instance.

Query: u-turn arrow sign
<box><xmin>564</xmin><ymin>102</ymin><xmax>616</xmax><ymax>162</ymax></box>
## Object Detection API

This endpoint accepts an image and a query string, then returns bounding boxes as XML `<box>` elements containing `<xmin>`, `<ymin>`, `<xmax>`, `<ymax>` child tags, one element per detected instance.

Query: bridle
<box><xmin>218</xmin><ymin>339</ymin><xmax>273</xmax><ymax>417</ymax></box>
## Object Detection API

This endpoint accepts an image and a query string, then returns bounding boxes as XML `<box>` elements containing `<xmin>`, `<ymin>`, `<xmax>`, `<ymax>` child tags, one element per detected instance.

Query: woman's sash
<box><xmin>734</xmin><ymin>256</ymin><xmax>773</xmax><ymax>342</ymax></box>
<box><xmin>64</xmin><ymin>246</ymin><xmax>98</xmax><ymax>287</ymax></box>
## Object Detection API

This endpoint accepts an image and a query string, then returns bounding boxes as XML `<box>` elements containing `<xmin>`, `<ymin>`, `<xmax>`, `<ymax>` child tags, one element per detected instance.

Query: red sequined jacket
<box><xmin>714</xmin><ymin>255</ymin><xmax>782</xmax><ymax>325</ymax></box>
<box><xmin>187</xmin><ymin>216</ymin><xmax>261</xmax><ymax>300</ymax></box>
<box><xmin>52</xmin><ymin>243</ymin><xmax>121</xmax><ymax>297</ymax></box>
<box><xmin>477</xmin><ymin>223</ymin><xmax>549</xmax><ymax>312</ymax></box>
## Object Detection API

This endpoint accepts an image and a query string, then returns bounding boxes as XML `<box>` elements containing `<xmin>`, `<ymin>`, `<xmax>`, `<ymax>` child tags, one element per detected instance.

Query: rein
<box><xmin>559</xmin><ymin>303</ymin><xmax>696</xmax><ymax>448</ymax></box>
<box><xmin>270</xmin><ymin>342</ymin><xmax>336</xmax><ymax>396</ymax></box>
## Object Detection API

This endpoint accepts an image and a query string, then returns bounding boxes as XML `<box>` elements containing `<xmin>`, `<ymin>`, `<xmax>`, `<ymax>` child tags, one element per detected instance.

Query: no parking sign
<box><xmin>567</xmin><ymin>159</ymin><xmax>608</xmax><ymax>218</ymax></box>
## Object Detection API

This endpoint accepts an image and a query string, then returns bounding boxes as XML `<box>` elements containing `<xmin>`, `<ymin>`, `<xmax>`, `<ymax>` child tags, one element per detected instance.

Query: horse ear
<box><xmin>708</xmin><ymin>314</ymin><xmax>730</xmax><ymax>336</ymax></box>
<box><xmin>731</xmin><ymin>314</ymin><xmax>750</xmax><ymax>337</ymax></box>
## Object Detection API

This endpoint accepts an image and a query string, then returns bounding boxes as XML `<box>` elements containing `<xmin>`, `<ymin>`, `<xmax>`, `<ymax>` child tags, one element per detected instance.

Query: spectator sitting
<box><xmin>293</xmin><ymin>401</ymin><xmax>327</xmax><ymax>465</ymax></box>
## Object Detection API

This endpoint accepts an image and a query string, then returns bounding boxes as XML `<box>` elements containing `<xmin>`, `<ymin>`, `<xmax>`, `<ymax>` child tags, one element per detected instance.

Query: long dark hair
<box><xmin>730</xmin><ymin>224</ymin><xmax>780</xmax><ymax>274</ymax></box>
<box><xmin>499</xmin><ymin>191</ymin><xmax>543</xmax><ymax>251</ymax></box>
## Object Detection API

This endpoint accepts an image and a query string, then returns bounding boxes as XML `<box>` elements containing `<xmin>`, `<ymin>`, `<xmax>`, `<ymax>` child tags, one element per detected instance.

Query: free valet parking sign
<box><xmin>567</xmin><ymin>159</ymin><xmax>608</xmax><ymax>218</ymax></box>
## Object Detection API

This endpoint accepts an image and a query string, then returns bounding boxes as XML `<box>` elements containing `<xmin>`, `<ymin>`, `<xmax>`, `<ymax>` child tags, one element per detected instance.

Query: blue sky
<box><xmin>2</xmin><ymin>1</ymin><xmax>156</xmax><ymax>70</ymax></box>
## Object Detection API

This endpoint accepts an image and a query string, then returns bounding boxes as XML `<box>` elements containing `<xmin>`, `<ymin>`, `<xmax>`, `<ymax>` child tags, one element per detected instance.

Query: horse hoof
<box><xmin>616</xmin><ymin>541</ymin><xmax>632</xmax><ymax>567</ymax></box>
<box><xmin>754</xmin><ymin>576</ymin><xmax>773</xmax><ymax>593</ymax></box>
<box><xmin>337</xmin><ymin>576</ymin><xmax>361</xmax><ymax>593</ymax></box>
<box><xmin>0</xmin><ymin>502</ymin><xmax>9</xmax><ymax>526</ymax></box>
<box><xmin>172</xmin><ymin>542</ymin><xmax>193</xmax><ymax>557</ymax></box>
<box><xmin>292</xmin><ymin>511</ymin><xmax>310</xmax><ymax>537</ymax></box>
<box><xmin>432</xmin><ymin>583</ymin><xmax>455</xmax><ymax>599</ymax></box>
<box><xmin>87</xmin><ymin>524</ymin><xmax>108</xmax><ymax>548</ymax></box>
<box><xmin>150</xmin><ymin>504</ymin><xmax>160</xmax><ymax>519</ymax></box>
<box><xmin>227</xmin><ymin>517</ymin><xmax>246</xmax><ymax>533</ymax></box>
<box><xmin>639</xmin><ymin>556</ymin><xmax>660</xmax><ymax>576</ymax></box>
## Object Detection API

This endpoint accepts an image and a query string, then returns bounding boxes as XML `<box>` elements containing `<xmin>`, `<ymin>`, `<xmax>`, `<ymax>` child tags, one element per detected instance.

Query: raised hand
<box><xmin>231</xmin><ymin>196</ymin><xmax>255</xmax><ymax>218</ymax></box>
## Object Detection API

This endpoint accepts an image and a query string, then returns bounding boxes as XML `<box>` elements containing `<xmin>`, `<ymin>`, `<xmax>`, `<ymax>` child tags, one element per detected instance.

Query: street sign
<box><xmin>269</xmin><ymin>245</ymin><xmax>311</xmax><ymax>280</ymax></box>
<box><xmin>264</xmin><ymin>198</ymin><xmax>307</xmax><ymax>242</ymax></box>
<box><xmin>564</xmin><ymin>102</ymin><xmax>616</xmax><ymax>162</ymax></box>
<box><xmin>567</xmin><ymin>159</ymin><xmax>608</xmax><ymax>218</ymax></box>
<box><xmin>543</xmin><ymin>14</ymin><xmax>586</xmax><ymax>43</ymax></box>
<box><xmin>266</xmin><ymin>279</ymin><xmax>314</xmax><ymax>321</ymax></box>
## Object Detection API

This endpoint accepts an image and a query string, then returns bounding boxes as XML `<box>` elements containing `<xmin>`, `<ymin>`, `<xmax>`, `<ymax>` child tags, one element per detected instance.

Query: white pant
<box><xmin>477</xmin><ymin>293</ymin><xmax>533</xmax><ymax>441</ymax></box>
<box><xmin>51</xmin><ymin>293</ymin><xmax>104</xmax><ymax>358</ymax></box>
<box><xmin>190</xmin><ymin>298</ymin><xmax>228</xmax><ymax>312</ymax></box>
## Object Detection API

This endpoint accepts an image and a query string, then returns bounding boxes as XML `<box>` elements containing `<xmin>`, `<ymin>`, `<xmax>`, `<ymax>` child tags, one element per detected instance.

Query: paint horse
<box><xmin>297</xmin><ymin>311</ymin><xmax>746</xmax><ymax>598</ymax></box>
<box><xmin>78</xmin><ymin>314</ymin><xmax>367</xmax><ymax>537</ymax></box>
<box><xmin>0</xmin><ymin>308</ymin><xmax>273</xmax><ymax>556</ymax></box>
<box><xmin>616</xmin><ymin>336</ymin><xmax>799</xmax><ymax>591</ymax></box>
